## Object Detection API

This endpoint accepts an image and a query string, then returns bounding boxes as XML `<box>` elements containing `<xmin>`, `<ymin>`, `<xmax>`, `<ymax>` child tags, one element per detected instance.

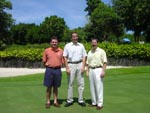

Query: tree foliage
<box><xmin>112</xmin><ymin>0</ymin><xmax>150</xmax><ymax>42</ymax></box>
<box><xmin>84</xmin><ymin>0</ymin><xmax>102</xmax><ymax>16</ymax></box>
<box><xmin>10</xmin><ymin>15</ymin><xmax>68</xmax><ymax>44</ymax></box>
<box><xmin>39</xmin><ymin>15</ymin><xmax>67</xmax><ymax>42</ymax></box>
<box><xmin>11</xmin><ymin>23</ymin><xmax>40</xmax><ymax>45</ymax></box>
<box><xmin>85</xmin><ymin>2</ymin><xmax>124</xmax><ymax>42</ymax></box>
<box><xmin>3</xmin><ymin>0</ymin><xmax>150</xmax><ymax>45</ymax></box>
<box><xmin>0</xmin><ymin>0</ymin><xmax>13</xmax><ymax>44</ymax></box>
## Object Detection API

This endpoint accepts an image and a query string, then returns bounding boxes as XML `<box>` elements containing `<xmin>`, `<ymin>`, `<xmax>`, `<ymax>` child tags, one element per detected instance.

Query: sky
<box><xmin>8</xmin><ymin>0</ymin><xmax>111</xmax><ymax>29</ymax></box>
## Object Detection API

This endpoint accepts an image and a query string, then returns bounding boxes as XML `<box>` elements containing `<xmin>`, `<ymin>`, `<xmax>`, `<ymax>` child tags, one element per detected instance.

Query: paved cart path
<box><xmin>0</xmin><ymin>66</ymin><xmax>130</xmax><ymax>77</ymax></box>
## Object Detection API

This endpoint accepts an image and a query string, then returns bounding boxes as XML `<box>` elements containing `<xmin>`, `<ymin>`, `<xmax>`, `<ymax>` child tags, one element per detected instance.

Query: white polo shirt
<box><xmin>63</xmin><ymin>42</ymin><xmax>87</xmax><ymax>62</ymax></box>
<box><xmin>87</xmin><ymin>47</ymin><xmax>107</xmax><ymax>67</ymax></box>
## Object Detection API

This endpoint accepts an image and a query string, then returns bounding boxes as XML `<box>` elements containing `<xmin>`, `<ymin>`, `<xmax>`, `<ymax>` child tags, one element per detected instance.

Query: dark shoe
<box><xmin>45</xmin><ymin>103</ymin><xmax>50</xmax><ymax>109</ymax></box>
<box><xmin>64</xmin><ymin>102</ymin><xmax>73</xmax><ymax>107</ymax></box>
<box><xmin>54</xmin><ymin>103</ymin><xmax>60</xmax><ymax>107</ymax></box>
<box><xmin>88</xmin><ymin>104</ymin><xmax>96</xmax><ymax>107</ymax></box>
<box><xmin>78</xmin><ymin>102</ymin><xmax>86</xmax><ymax>107</ymax></box>
<box><xmin>96</xmin><ymin>106</ymin><xmax>103</xmax><ymax>110</ymax></box>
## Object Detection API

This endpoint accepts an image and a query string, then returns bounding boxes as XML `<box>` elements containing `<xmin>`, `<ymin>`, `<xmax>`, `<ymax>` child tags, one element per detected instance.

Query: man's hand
<box><xmin>45</xmin><ymin>62</ymin><xmax>48</xmax><ymax>66</ymax></box>
<box><xmin>100</xmin><ymin>70</ymin><xmax>105</xmax><ymax>78</ymax></box>
<box><xmin>81</xmin><ymin>67</ymin><xmax>85</xmax><ymax>74</ymax></box>
<box><xmin>66</xmin><ymin>67</ymin><xmax>70</xmax><ymax>75</ymax></box>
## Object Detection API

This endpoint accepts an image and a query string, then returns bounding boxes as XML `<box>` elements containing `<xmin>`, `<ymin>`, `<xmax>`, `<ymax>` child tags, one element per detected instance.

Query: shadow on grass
<box><xmin>85</xmin><ymin>99</ymin><xmax>92</xmax><ymax>105</ymax></box>
<box><xmin>50</xmin><ymin>99</ymin><xmax>66</xmax><ymax>105</ymax></box>
<box><xmin>73</xmin><ymin>97</ymin><xmax>92</xmax><ymax>105</ymax></box>
<box><xmin>49</xmin><ymin>97</ymin><xmax>92</xmax><ymax>105</ymax></box>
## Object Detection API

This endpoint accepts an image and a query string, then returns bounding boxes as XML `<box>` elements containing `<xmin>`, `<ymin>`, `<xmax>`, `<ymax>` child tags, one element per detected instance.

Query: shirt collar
<box><xmin>50</xmin><ymin>47</ymin><xmax>59</xmax><ymax>52</ymax></box>
<box><xmin>71</xmin><ymin>42</ymin><xmax>80</xmax><ymax>45</ymax></box>
<box><xmin>91</xmin><ymin>47</ymin><xmax>99</xmax><ymax>52</ymax></box>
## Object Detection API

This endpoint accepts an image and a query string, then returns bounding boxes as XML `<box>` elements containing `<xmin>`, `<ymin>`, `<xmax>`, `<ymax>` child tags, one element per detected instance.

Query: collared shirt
<box><xmin>63</xmin><ymin>42</ymin><xmax>87</xmax><ymax>62</ymax></box>
<box><xmin>86</xmin><ymin>47</ymin><xmax>107</xmax><ymax>67</ymax></box>
<box><xmin>42</xmin><ymin>47</ymin><xmax>63</xmax><ymax>67</ymax></box>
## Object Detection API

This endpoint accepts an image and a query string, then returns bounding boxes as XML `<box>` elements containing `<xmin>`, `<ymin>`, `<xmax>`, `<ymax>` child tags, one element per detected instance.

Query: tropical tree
<box><xmin>112</xmin><ymin>0</ymin><xmax>150</xmax><ymax>42</ymax></box>
<box><xmin>85</xmin><ymin>0</ymin><xmax>102</xmax><ymax>16</ymax></box>
<box><xmin>85</xmin><ymin>2</ymin><xmax>124</xmax><ymax>42</ymax></box>
<box><xmin>61</xmin><ymin>28</ymin><xmax>71</xmax><ymax>43</ymax></box>
<box><xmin>0</xmin><ymin>0</ymin><xmax>13</xmax><ymax>44</ymax></box>
<box><xmin>25</xmin><ymin>24</ymin><xmax>40</xmax><ymax>44</ymax></box>
<box><xmin>39</xmin><ymin>15</ymin><xmax>67</xmax><ymax>42</ymax></box>
<box><xmin>11</xmin><ymin>23</ymin><xmax>39</xmax><ymax>44</ymax></box>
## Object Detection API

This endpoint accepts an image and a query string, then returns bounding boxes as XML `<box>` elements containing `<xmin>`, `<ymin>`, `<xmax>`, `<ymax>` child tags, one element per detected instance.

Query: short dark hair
<box><xmin>91</xmin><ymin>38</ymin><xmax>98</xmax><ymax>43</ymax></box>
<box><xmin>50</xmin><ymin>36</ymin><xmax>58</xmax><ymax>42</ymax></box>
<box><xmin>71</xmin><ymin>32</ymin><xmax>78</xmax><ymax>37</ymax></box>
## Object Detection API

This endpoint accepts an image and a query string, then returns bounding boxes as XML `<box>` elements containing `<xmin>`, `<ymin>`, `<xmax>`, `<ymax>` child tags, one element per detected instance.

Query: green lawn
<box><xmin>0</xmin><ymin>66</ymin><xmax>150</xmax><ymax>113</ymax></box>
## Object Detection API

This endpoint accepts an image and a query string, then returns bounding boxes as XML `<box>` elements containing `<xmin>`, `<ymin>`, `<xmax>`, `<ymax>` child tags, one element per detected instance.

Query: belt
<box><xmin>68</xmin><ymin>60</ymin><xmax>82</xmax><ymax>64</ymax></box>
<box><xmin>89</xmin><ymin>66</ymin><xmax>102</xmax><ymax>69</ymax></box>
<box><xmin>46</xmin><ymin>66</ymin><xmax>61</xmax><ymax>69</ymax></box>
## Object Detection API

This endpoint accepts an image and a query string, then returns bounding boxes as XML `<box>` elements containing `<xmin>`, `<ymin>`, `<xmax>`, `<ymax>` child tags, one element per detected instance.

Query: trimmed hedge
<box><xmin>98</xmin><ymin>43</ymin><xmax>150</xmax><ymax>60</ymax></box>
<box><xmin>0</xmin><ymin>43</ymin><xmax>150</xmax><ymax>67</ymax></box>
<box><xmin>0</xmin><ymin>48</ymin><xmax>44</xmax><ymax>61</ymax></box>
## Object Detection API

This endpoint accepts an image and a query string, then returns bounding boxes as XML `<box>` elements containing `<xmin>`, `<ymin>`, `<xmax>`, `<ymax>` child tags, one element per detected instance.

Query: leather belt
<box><xmin>89</xmin><ymin>66</ymin><xmax>102</xmax><ymax>69</ymax></box>
<box><xmin>68</xmin><ymin>60</ymin><xmax>82</xmax><ymax>64</ymax></box>
<box><xmin>46</xmin><ymin>66</ymin><xmax>61</xmax><ymax>69</ymax></box>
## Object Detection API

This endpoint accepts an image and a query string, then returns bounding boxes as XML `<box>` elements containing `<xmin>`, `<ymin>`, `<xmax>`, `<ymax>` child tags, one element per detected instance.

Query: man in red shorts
<box><xmin>42</xmin><ymin>36</ymin><xmax>64</xmax><ymax>108</ymax></box>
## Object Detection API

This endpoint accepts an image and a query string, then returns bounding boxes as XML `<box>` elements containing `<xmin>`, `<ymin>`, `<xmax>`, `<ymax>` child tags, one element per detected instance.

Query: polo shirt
<box><xmin>42</xmin><ymin>47</ymin><xmax>63</xmax><ymax>67</ymax></box>
<box><xmin>87</xmin><ymin>47</ymin><xmax>107</xmax><ymax>67</ymax></box>
<box><xmin>63</xmin><ymin>42</ymin><xmax>87</xmax><ymax>62</ymax></box>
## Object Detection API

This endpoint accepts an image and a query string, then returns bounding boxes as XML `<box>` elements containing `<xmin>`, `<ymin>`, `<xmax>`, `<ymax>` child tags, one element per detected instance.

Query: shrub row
<box><xmin>0</xmin><ymin>48</ymin><xmax>44</xmax><ymax>61</ymax></box>
<box><xmin>0</xmin><ymin>43</ymin><xmax>150</xmax><ymax>62</ymax></box>
<box><xmin>99</xmin><ymin>43</ymin><xmax>150</xmax><ymax>60</ymax></box>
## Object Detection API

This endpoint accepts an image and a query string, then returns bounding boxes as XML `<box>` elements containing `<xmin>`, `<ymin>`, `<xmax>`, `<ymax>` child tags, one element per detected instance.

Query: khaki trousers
<box><xmin>67</xmin><ymin>63</ymin><xmax>85</xmax><ymax>103</ymax></box>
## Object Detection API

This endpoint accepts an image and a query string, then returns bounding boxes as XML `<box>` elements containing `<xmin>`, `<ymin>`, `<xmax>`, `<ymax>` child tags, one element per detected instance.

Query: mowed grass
<box><xmin>0</xmin><ymin>66</ymin><xmax>150</xmax><ymax>113</ymax></box>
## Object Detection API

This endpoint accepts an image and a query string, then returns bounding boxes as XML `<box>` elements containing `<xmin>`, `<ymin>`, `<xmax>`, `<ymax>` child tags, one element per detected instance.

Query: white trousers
<box><xmin>89</xmin><ymin>68</ymin><xmax>103</xmax><ymax>106</ymax></box>
<box><xmin>67</xmin><ymin>63</ymin><xmax>84</xmax><ymax>103</ymax></box>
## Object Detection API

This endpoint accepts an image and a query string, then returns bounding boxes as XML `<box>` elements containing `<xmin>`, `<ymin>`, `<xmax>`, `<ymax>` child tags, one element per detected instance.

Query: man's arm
<box><xmin>81</xmin><ymin>56</ymin><xmax>87</xmax><ymax>73</ymax></box>
<box><xmin>64</xmin><ymin>56</ymin><xmax>70</xmax><ymax>75</ymax></box>
<box><xmin>85</xmin><ymin>64</ymin><xmax>89</xmax><ymax>77</ymax></box>
<box><xmin>101</xmin><ymin>62</ymin><xmax>107</xmax><ymax>78</ymax></box>
<box><xmin>64</xmin><ymin>57</ymin><xmax>69</xmax><ymax>69</ymax></box>
<box><xmin>42</xmin><ymin>50</ymin><xmax>47</xmax><ymax>66</ymax></box>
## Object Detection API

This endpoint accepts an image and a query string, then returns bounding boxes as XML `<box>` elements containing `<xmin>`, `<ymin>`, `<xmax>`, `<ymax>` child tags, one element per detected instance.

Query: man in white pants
<box><xmin>86</xmin><ymin>38</ymin><xmax>107</xmax><ymax>110</ymax></box>
<box><xmin>63</xmin><ymin>32</ymin><xmax>87</xmax><ymax>107</ymax></box>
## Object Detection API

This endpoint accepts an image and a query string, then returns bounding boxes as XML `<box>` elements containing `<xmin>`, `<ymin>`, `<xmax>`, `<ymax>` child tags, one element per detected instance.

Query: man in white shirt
<box><xmin>86</xmin><ymin>38</ymin><xmax>107</xmax><ymax>110</ymax></box>
<box><xmin>63</xmin><ymin>32</ymin><xmax>87</xmax><ymax>107</ymax></box>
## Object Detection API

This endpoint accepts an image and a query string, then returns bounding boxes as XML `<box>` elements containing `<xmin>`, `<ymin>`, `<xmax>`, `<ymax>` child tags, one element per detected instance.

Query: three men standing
<box><xmin>42</xmin><ymin>34</ymin><xmax>107</xmax><ymax>110</ymax></box>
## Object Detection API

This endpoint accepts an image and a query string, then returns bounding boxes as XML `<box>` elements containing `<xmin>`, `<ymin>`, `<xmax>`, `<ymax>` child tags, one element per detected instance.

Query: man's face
<box><xmin>91</xmin><ymin>39</ymin><xmax>98</xmax><ymax>49</ymax></box>
<box><xmin>72</xmin><ymin>33</ymin><xmax>78</xmax><ymax>43</ymax></box>
<box><xmin>50</xmin><ymin>39</ymin><xmax>58</xmax><ymax>48</ymax></box>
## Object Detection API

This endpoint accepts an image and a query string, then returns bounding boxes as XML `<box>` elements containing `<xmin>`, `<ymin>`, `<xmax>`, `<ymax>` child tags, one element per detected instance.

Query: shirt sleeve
<box><xmin>82</xmin><ymin>45</ymin><xmax>87</xmax><ymax>58</ymax></box>
<box><xmin>86</xmin><ymin>56</ymin><xmax>89</xmax><ymax>65</ymax></box>
<box><xmin>102</xmin><ymin>50</ymin><xmax>107</xmax><ymax>64</ymax></box>
<box><xmin>42</xmin><ymin>50</ymin><xmax>47</xmax><ymax>63</ymax></box>
<box><xmin>61</xmin><ymin>50</ymin><xmax>65</xmax><ymax>64</ymax></box>
<box><xmin>63</xmin><ymin>45</ymin><xmax>68</xmax><ymax>57</ymax></box>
